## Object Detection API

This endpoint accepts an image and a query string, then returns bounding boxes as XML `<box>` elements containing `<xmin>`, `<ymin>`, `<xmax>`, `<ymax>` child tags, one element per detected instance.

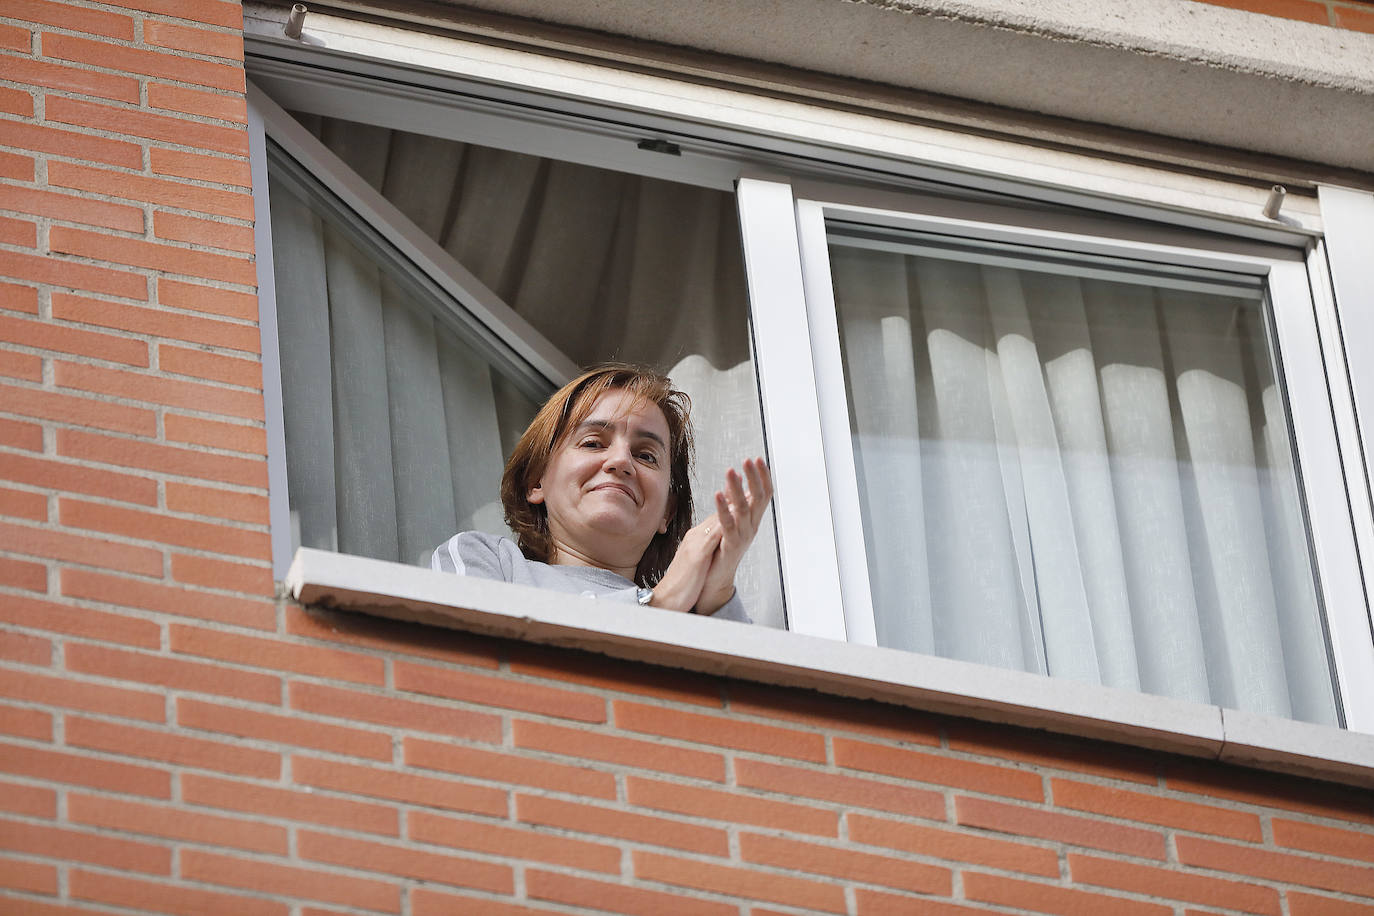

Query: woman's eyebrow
<box><xmin>575</xmin><ymin>417</ymin><xmax>665</xmax><ymax>449</ymax></box>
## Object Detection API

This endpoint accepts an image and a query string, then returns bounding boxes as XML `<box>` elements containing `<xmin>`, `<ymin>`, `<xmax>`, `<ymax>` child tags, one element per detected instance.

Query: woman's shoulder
<box><xmin>431</xmin><ymin>530</ymin><xmax>524</xmax><ymax>578</ymax></box>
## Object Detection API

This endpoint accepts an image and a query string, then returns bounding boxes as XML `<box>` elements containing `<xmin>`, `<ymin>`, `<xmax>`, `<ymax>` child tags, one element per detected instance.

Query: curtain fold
<box><xmin>831</xmin><ymin>241</ymin><xmax>1338</xmax><ymax>724</ymax></box>
<box><xmin>270</xmin><ymin>116</ymin><xmax>784</xmax><ymax>628</ymax></box>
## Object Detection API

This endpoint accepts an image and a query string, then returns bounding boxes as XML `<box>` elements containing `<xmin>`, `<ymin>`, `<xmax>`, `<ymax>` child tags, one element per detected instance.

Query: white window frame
<box><xmin>245</xmin><ymin>7</ymin><xmax>1374</xmax><ymax>783</ymax></box>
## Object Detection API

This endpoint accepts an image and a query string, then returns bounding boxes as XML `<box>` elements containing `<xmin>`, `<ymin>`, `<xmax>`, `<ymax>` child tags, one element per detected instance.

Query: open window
<box><xmin>248</xmin><ymin>12</ymin><xmax>1374</xmax><ymax>775</ymax></box>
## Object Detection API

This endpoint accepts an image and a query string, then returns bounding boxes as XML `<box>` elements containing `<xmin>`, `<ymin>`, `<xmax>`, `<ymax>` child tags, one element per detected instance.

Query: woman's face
<box><xmin>527</xmin><ymin>388</ymin><xmax>674</xmax><ymax>569</ymax></box>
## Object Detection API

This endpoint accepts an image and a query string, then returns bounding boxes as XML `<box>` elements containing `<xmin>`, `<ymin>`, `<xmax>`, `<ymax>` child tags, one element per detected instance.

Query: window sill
<box><xmin>285</xmin><ymin>547</ymin><xmax>1374</xmax><ymax>789</ymax></box>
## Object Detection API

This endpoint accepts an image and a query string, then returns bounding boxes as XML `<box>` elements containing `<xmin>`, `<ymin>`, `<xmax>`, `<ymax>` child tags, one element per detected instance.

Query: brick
<box><xmin>164</xmin><ymin>414</ymin><xmax>266</xmax><ymax>455</ymax></box>
<box><xmin>61</xmin><ymin>497</ymin><xmax>269</xmax><ymax>557</ymax></box>
<box><xmin>292</xmin><ymin>682</ymin><xmax>503</xmax><ymax>743</ymax></box>
<box><xmin>109</xmin><ymin>0</ymin><xmax>242</xmax><ymax>29</ymax></box>
<box><xmin>1199</xmin><ymin>0</ymin><xmax>1329</xmax><ymax>24</ymax></box>
<box><xmin>735</xmin><ymin>758</ymin><xmax>945</xmax><ymax>820</ymax></box>
<box><xmin>526</xmin><ymin>869</ymin><xmax>737</xmax><ymax>916</ymax></box>
<box><xmin>50</xmin><ymin>225</ymin><xmax>256</xmax><ymax>285</ymax></box>
<box><xmin>166</xmin><ymin>481</ymin><xmax>268</xmax><ymax>524</ymax></box>
<box><xmin>0</xmin><ymin>857</ymin><xmax>58</xmax><ymax>896</ymax></box>
<box><xmin>57</xmin><ymin>428</ymin><xmax>267</xmax><ymax>486</ymax></box>
<box><xmin>56</xmin><ymin>363</ymin><xmax>263</xmax><ymax>417</ymax></box>
<box><xmin>0</xmin><ymin>665</ymin><xmax>164</xmax><ymax>721</ymax></box>
<box><xmin>1273</xmin><ymin>817</ymin><xmax>1374</xmax><ymax>863</ymax></box>
<box><xmin>153</xmin><ymin>211</ymin><xmax>253</xmax><ymax>254</ymax></box>
<box><xmin>0</xmin><ymin>312</ymin><xmax>147</xmax><ymax>365</ymax></box>
<box><xmin>143</xmin><ymin>20</ymin><xmax>243</xmax><ymax>59</ymax></box>
<box><xmin>299</xmin><ymin>828</ymin><xmax>513</xmax><ymax>893</ymax></box>
<box><xmin>159</xmin><ymin>345</ymin><xmax>262</xmax><ymax>387</ymax></box>
<box><xmin>286</xmin><ymin>605</ymin><xmax>503</xmax><ymax>668</ymax></box>
<box><xmin>3</xmin><ymin>453</ymin><xmax>158</xmax><ymax>507</ymax></box>
<box><xmin>0</xmin><ymin>22</ymin><xmax>33</xmax><ymax>52</ymax></box>
<box><xmin>70</xmin><ymin>869</ymin><xmax>289</xmax><ymax>916</ymax></box>
<box><xmin>292</xmin><ymin>755</ymin><xmax>507</xmax><ymax>817</ymax></box>
<box><xmin>0</xmin><ymin>213</ymin><xmax>36</xmax><ymax>246</ymax></box>
<box><xmin>149</xmin><ymin>150</ymin><xmax>252</xmax><ymax>190</ymax></box>
<box><xmin>626</xmin><ymin>775</ymin><xmax>837</xmax><ymax>837</ymax></box>
<box><xmin>0</xmin><ymin>349</ymin><xmax>43</xmax><ymax>382</ymax></box>
<box><xmin>409</xmin><ymin>809</ymin><xmax>620</xmax><ymax>873</ymax></box>
<box><xmin>1163</xmin><ymin>760</ymin><xmax>1374</xmax><ymax>824</ymax></box>
<box><xmin>0</xmin><ymin>119</ymin><xmax>142</xmax><ymax>169</ymax></box>
<box><xmin>513</xmin><ymin>718</ymin><xmax>725</xmax><ymax>781</ymax></box>
<box><xmin>0</xmin><ymin>153</ymin><xmax>35</xmax><ymax>182</ymax></box>
<box><xmin>47</xmin><ymin>95</ymin><xmax>247</xmax><ymax>158</ymax></box>
<box><xmin>956</xmin><ymin>795</ymin><xmax>1166</xmax><ymax>859</ymax></box>
<box><xmin>65</xmin><ymin>642</ymin><xmax>281</xmax><ymax>704</ymax></box>
<box><xmin>849</xmin><ymin>813</ymin><xmax>1059</xmax><ymax>876</ymax></box>
<box><xmin>1288</xmin><ymin>891</ymin><xmax>1374</xmax><ymax>916</ymax></box>
<box><xmin>395</xmin><ymin>659</ymin><xmax>606</xmax><ymax>723</ymax></box>
<box><xmin>66</xmin><ymin>715</ymin><xmax>281</xmax><ymax>779</ymax></box>
<box><xmin>0</xmin><ymin>741</ymin><xmax>170</xmax><ymax>797</ymax></box>
<box><xmin>169</xmin><ymin>553</ymin><xmax>273</xmax><ymax>595</ymax></box>
<box><xmin>1051</xmin><ymin>778</ymin><xmax>1263</xmax><ymax>842</ymax></box>
<box><xmin>0</xmin><ymin>183</ymin><xmax>143</xmax><ymax>232</ymax></box>
<box><xmin>1069</xmin><ymin>852</ymin><xmax>1280</xmax><ymax>915</ymax></box>
<box><xmin>0</xmin><ymin>483</ymin><xmax>47</xmax><ymax>520</ymax></box>
<box><xmin>171</xmin><ymin>624</ymin><xmax>383</xmax><ymax>684</ymax></box>
<box><xmin>182</xmin><ymin>772</ymin><xmax>398</xmax><ymax>835</ymax></box>
<box><xmin>0</xmin><ymin>777</ymin><xmax>56</xmax><ymax>819</ymax></box>
<box><xmin>67</xmin><ymin>792</ymin><xmax>287</xmax><ymax>855</ymax></box>
<box><xmin>78</xmin><ymin>294</ymin><xmax>250</xmax><ymax>362</ymax></box>
<box><xmin>0</xmin><ymin>898</ymin><xmax>126</xmax><ymax>916</ymax></box>
<box><xmin>180</xmin><ymin>849</ymin><xmax>399</xmax><ymax>914</ymax></box>
<box><xmin>509</xmin><ymin>642</ymin><xmax>722</xmax><ymax>706</ymax></box>
<box><xmin>0</xmin><ymin>248</ymin><xmax>145</xmax><ymax>299</ymax></box>
<box><xmin>1334</xmin><ymin>4</ymin><xmax>1374</xmax><ymax>33</ymax></box>
<box><xmin>147</xmin><ymin>82</ymin><xmax>248</xmax><ymax>124</ymax></box>
<box><xmin>854</xmin><ymin>888</ymin><xmax>996</xmax><ymax>916</ymax></box>
<box><xmin>516</xmin><ymin>792</ymin><xmax>729</xmax><ymax>856</ymax></box>
<box><xmin>0</xmin><ymin>381</ymin><xmax>157</xmax><ymax>436</ymax></box>
<box><xmin>0</xmin><ymin>417</ymin><xmax>43</xmax><ymax>450</ymax></box>
<box><xmin>0</xmin><ymin>55</ymin><xmax>141</xmax><ymax>103</ymax></box>
<box><xmin>742</xmin><ymin>831</ymin><xmax>951</xmax><ymax>896</ymax></box>
<box><xmin>0</xmin><ymin>554</ymin><xmax>46</xmax><ymax>590</ymax></box>
<box><xmin>0</xmin><ymin>815</ymin><xmax>170</xmax><ymax>874</ymax></box>
<box><xmin>1176</xmin><ymin>833</ymin><xmax>1374</xmax><ymax>897</ymax></box>
<box><xmin>41</xmin><ymin>33</ymin><xmax>245</xmax><ymax>93</ymax></box>
<box><xmin>0</xmin><ymin>594</ymin><xmax>160</xmax><ymax>648</ymax></box>
<box><xmin>0</xmin><ymin>519</ymin><xmax>162</xmax><ymax>575</ymax></box>
<box><xmin>635</xmin><ymin>850</ymin><xmax>848</xmax><ymax>913</ymax></box>
<box><xmin>61</xmin><ymin>568</ymin><xmax>276</xmax><ymax>630</ymax></box>
<box><xmin>406</xmin><ymin>737</ymin><xmax>617</xmax><ymax>799</ymax></box>
<box><xmin>6</xmin><ymin>0</ymin><xmax>136</xmax><ymax>39</ymax></box>
<box><xmin>964</xmin><ymin>871</ymin><xmax>1170</xmax><ymax>916</ymax></box>
<box><xmin>835</xmin><ymin>737</ymin><xmax>1044</xmax><ymax>801</ymax></box>
<box><xmin>1</xmin><ymin>279</ymin><xmax>40</xmax><ymax>312</ymax></box>
<box><xmin>614</xmin><ymin>700</ymin><xmax>825</xmax><ymax>762</ymax></box>
<box><xmin>48</xmin><ymin>161</ymin><xmax>254</xmax><ymax>221</ymax></box>
<box><xmin>412</xmin><ymin>888</ymin><xmax>563</xmax><ymax>916</ymax></box>
<box><xmin>179</xmin><ymin>697</ymin><xmax>390</xmax><ymax>761</ymax></box>
<box><xmin>0</xmin><ymin>701</ymin><xmax>52</xmax><ymax>741</ymax></box>
<box><xmin>0</xmin><ymin>87</ymin><xmax>35</xmax><ymax>118</ymax></box>
<box><xmin>0</xmin><ymin>629</ymin><xmax>49</xmax><ymax>665</ymax></box>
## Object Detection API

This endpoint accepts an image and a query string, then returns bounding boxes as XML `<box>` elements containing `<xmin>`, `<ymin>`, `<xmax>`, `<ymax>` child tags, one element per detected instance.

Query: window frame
<box><xmin>245</xmin><ymin>8</ymin><xmax>1374</xmax><ymax>782</ymax></box>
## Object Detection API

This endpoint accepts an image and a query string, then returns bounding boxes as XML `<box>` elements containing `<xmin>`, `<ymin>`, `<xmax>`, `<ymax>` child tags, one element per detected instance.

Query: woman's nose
<box><xmin>603</xmin><ymin>440</ymin><xmax>634</xmax><ymax>475</ymax></box>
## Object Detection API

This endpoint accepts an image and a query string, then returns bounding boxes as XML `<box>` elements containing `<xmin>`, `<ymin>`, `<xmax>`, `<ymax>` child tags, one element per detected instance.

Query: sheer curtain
<box><xmin>268</xmin><ymin>115</ymin><xmax>784</xmax><ymax>628</ymax></box>
<box><xmin>829</xmin><ymin>240</ymin><xmax>1338</xmax><ymax>724</ymax></box>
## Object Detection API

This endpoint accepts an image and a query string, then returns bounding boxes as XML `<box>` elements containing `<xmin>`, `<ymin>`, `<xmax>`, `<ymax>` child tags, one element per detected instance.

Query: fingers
<box><xmin>742</xmin><ymin>458</ymin><xmax>773</xmax><ymax>525</ymax></box>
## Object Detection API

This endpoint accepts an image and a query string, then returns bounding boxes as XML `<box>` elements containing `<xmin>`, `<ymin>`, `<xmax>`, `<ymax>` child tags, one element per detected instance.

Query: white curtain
<box><xmin>830</xmin><ymin>243</ymin><xmax>1338</xmax><ymax>724</ymax></box>
<box><xmin>269</xmin><ymin>116</ymin><xmax>784</xmax><ymax>628</ymax></box>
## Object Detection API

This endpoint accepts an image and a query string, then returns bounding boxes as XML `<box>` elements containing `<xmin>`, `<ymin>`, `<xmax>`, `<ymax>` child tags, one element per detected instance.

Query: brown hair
<box><xmin>501</xmin><ymin>363</ymin><xmax>695</xmax><ymax>587</ymax></box>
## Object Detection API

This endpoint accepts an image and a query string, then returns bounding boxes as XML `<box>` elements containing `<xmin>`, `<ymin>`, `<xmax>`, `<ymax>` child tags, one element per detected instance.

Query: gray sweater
<box><xmin>430</xmin><ymin>531</ymin><xmax>751</xmax><ymax>623</ymax></box>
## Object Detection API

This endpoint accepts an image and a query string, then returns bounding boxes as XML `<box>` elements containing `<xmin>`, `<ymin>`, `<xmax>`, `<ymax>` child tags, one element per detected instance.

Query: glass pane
<box><xmin>267</xmin><ymin>146</ymin><xmax>543</xmax><ymax>568</ymax></box>
<box><xmin>827</xmin><ymin>225</ymin><xmax>1339</xmax><ymax>725</ymax></box>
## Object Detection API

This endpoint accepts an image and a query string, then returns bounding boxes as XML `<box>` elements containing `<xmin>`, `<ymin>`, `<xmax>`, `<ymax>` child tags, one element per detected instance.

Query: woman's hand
<box><xmin>695</xmin><ymin>458</ymin><xmax>773</xmax><ymax>615</ymax></box>
<box><xmin>648</xmin><ymin>517</ymin><xmax>722</xmax><ymax>612</ymax></box>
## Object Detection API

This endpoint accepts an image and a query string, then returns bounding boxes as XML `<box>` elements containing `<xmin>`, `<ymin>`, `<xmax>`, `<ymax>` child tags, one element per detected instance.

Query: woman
<box><xmin>431</xmin><ymin>364</ymin><xmax>772</xmax><ymax>621</ymax></box>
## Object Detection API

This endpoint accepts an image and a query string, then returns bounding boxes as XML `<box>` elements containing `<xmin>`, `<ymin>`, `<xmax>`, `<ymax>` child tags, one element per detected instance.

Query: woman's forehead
<box><xmin>576</xmin><ymin>387</ymin><xmax>670</xmax><ymax>437</ymax></box>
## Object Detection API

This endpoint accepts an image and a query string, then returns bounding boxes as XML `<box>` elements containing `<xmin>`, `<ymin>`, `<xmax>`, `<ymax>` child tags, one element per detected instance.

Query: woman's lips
<box><xmin>591</xmin><ymin>482</ymin><xmax>638</xmax><ymax>504</ymax></box>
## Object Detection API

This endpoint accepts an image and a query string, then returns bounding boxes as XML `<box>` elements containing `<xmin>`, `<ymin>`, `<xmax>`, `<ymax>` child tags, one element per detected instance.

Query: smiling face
<box><xmin>526</xmin><ymin>388</ymin><xmax>675</xmax><ymax>574</ymax></box>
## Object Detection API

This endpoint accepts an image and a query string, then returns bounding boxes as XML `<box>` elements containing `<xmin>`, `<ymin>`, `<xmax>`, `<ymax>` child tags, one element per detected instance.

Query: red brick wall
<box><xmin>3</xmin><ymin>1</ymin><xmax>1374</xmax><ymax>914</ymax></box>
<box><xmin>1190</xmin><ymin>0</ymin><xmax>1374</xmax><ymax>31</ymax></box>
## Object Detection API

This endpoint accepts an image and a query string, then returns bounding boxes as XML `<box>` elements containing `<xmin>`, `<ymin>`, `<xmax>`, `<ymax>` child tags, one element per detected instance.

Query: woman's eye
<box><xmin>578</xmin><ymin>438</ymin><xmax>602</xmax><ymax>449</ymax></box>
<box><xmin>638</xmin><ymin>452</ymin><xmax>659</xmax><ymax>465</ymax></box>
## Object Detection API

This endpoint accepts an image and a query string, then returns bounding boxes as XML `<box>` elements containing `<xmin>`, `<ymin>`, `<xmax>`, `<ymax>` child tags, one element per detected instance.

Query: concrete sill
<box><xmin>287</xmin><ymin>547</ymin><xmax>1374</xmax><ymax>788</ymax></box>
